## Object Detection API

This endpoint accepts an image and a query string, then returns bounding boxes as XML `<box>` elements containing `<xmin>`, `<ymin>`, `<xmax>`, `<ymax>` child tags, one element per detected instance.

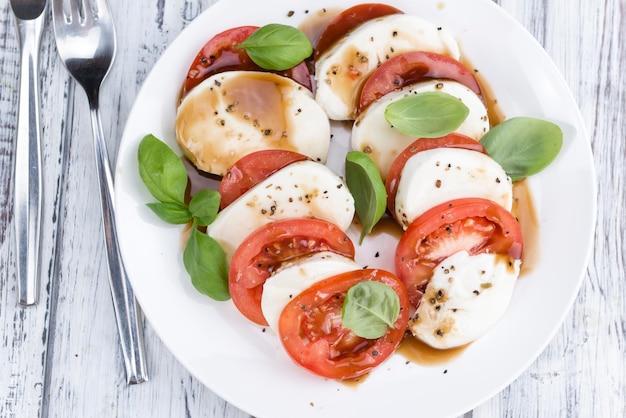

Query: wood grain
<box><xmin>0</xmin><ymin>0</ymin><xmax>624</xmax><ymax>417</ymax></box>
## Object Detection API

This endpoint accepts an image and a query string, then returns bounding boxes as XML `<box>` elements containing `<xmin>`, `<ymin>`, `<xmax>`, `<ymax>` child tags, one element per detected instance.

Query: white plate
<box><xmin>114</xmin><ymin>0</ymin><xmax>596</xmax><ymax>417</ymax></box>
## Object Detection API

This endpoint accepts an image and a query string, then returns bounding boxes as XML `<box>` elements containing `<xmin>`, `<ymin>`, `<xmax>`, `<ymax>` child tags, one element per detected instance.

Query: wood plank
<box><xmin>0</xmin><ymin>2</ymin><xmax>70</xmax><ymax>416</ymax></box>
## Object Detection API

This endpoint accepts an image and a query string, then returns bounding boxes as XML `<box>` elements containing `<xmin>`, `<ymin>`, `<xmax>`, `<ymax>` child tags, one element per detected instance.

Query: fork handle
<box><xmin>13</xmin><ymin>14</ymin><xmax>45</xmax><ymax>306</ymax></box>
<box><xmin>88</xmin><ymin>94</ymin><xmax>149</xmax><ymax>384</ymax></box>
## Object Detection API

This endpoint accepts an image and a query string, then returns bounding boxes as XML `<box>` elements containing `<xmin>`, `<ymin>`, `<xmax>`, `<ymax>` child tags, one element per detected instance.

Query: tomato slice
<box><xmin>229</xmin><ymin>218</ymin><xmax>355</xmax><ymax>326</ymax></box>
<box><xmin>395</xmin><ymin>198</ymin><xmax>524</xmax><ymax>308</ymax></box>
<box><xmin>278</xmin><ymin>268</ymin><xmax>409</xmax><ymax>380</ymax></box>
<box><xmin>182</xmin><ymin>26</ymin><xmax>312</xmax><ymax>98</ymax></box>
<box><xmin>313</xmin><ymin>3</ymin><xmax>403</xmax><ymax>60</ymax></box>
<box><xmin>358</xmin><ymin>51</ymin><xmax>483</xmax><ymax>113</ymax></box>
<box><xmin>218</xmin><ymin>150</ymin><xmax>309</xmax><ymax>209</ymax></box>
<box><xmin>385</xmin><ymin>134</ymin><xmax>486</xmax><ymax>217</ymax></box>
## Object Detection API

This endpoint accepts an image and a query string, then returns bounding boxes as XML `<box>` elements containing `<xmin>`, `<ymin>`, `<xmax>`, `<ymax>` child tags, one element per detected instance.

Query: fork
<box><xmin>52</xmin><ymin>0</ymin><xmax>148</xmax><ymax>384</ymax></box>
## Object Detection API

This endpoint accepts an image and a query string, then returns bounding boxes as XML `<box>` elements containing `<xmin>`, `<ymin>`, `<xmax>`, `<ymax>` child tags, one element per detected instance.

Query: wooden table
<box><xmin>1</xmin><ymin>0</ymin><xmax>624</xmax><ymax>416</ymax></box>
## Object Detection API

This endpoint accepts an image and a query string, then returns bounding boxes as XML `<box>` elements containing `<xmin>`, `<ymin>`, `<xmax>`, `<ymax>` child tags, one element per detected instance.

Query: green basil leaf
<box><xmin>345</xmin><ymin>151</ymin><xmax>387</xmax><ymax>244</ymax></box>
<box><xmin>183</xmin><ymin>228</ymin><xmax>230</xmax><ymax>301</ymax></box>
<box><xmin>479</xmin><ymin>117</ymin><xmax>563</xmax><ymax>181</ymax></box>
<box><xmin>146</xmin><ymin>202</ymin><xmax>192</xmax><ymax>224</ymax></box>
<box><xmin>138</xmin><ymin>134</ymin><xmax>188</xmax><ymax>205</ymax></box>
<box><xmin>188</xmin><ymin>189</ymin><xmax>221</xmax><ymax>227</ymax></box>
<box><xmin>384</xmin><ymin>91</ymin><xmax>470</xmax><ymax>138</ymax></box>
<box><xmin>342</xmin><ymin>281</ymin><xmax>400</xmax><ymax>339</ymax></box>
<box><xmin>237</xmin><ymin>23</ymin><xmax>312</xmax><ymax>71</ymax></box>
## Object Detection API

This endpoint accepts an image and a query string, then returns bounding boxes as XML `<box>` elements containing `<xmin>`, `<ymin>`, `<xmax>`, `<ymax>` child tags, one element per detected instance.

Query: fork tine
<box><xmin>55</xmin><ymin>0</ymin><xmax>95</xmax><ymax>26</ymax></box>
<box><xmin>84</xmin><ymin>0</ymin><xmax>113</xmax><ymax>24</ymax></box>
<box><xmin>83</xmin><ymin>1</ymin><xmax>95</xmax><ymax>26</ymax></box>
<box><xmin>90</xmin><ymin>0</ymin><xmax>112</xmax><ymax>21</ymax></box>
<box><xmin>91</xmin><ymin>0</ymin><xmax>104</xmax><ymax>15</ymax></box>
<box><xmin>51</xmin><ymin>0</ymin><xmax>67</xmax><ymax>25</ymax></box>
<box><xmin>72</xmin><ymin>1</ymin><xmax>84</xmax><ymax>25</ymax></box>
<box><xmin>51</xmin><ymin>0</ymin><xmax>81</xmax><ymax>26</ymax></box>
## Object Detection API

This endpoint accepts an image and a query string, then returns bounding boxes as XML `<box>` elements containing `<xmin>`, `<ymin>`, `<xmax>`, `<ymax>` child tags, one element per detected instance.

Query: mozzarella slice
<box><xmin>207</xmin><ymin>160</ymin><xmax>355</xmax><ymax>260</ymax></box>
<box><xmin>352</xmin><ymin>79</ymin><xmax>489</xmax><ymax>179</ymax></box>
<box><xmin>409</xmin><ymin>250</ymin><xmax>521</xmax><ymax>349</ymax></box>
<box><xmin>315</xmin><ymin>14</ymin><xmax>460</xmax><ymax>120</ymax></box>
<box><xmin>261</xmin><ymin>252</ymin><xmax>360</xmax><ymax>333</ymax></box>
<box><xmin>394</xmin><ymin>147</ymin><xmax>512</xmax><ymax>229</ymax></box>
<box><xmin>176</xmin><ymin>71</ymin><xmax>330</xmax><ymax>176</ymax></box>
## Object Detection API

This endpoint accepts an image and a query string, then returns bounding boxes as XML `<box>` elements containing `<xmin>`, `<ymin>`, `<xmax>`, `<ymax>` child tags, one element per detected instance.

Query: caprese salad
<box><xmin>137</xmin><ymin>2</ymin><xmax>562</xmax><ymax>380</ymax></box>
<box><xmin>199</xmin><ymin>147</ymin><xmax>407</xmax><ymax>379</ymax></box>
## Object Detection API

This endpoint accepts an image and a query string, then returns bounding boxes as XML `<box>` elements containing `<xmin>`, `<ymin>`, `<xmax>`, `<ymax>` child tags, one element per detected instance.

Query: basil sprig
<box><xmin>138</xmin><ymin>134</ymin><xmax>230</xmax><ymax>301</ymax></box>
<box><xmin>342</xmin><ymin>281</ymin><xmax>401</xmax><ymax>339</ymax></box>
<box><xmin>345</xmin><ymin>151</ymin><xmax>387</xmax><ymax>244</ymax></box>
<box><xmin>480</xmin><ymin>117</ymin><xmax>563</xmax><ymax>181</ymax></box>
<box><xmin>385</xmin><ymin>91</ymin><xmax>470</xmax><ymax>138</ymax></box>
<box><xmin>237</xmin><ymin>23</ymin><xmax>312</xmax><ymax>71</ymax></box>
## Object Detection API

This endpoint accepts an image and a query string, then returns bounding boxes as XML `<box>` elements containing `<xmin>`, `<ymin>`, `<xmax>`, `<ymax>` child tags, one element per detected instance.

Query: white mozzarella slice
<box><xmin>394</xmin><ymin>147</ymin><xmax>512</xmax><ymax>229</ymax></box>
<box><xmin>315</xmin><ymin>14</ymin><xmax>460</xmax><ymax>120</ymax></box>
<box><xmin>409</xmin><ymin>251</ymin><xmax>521</xmax><ymax>349</ymax></box>
<box><xmin>261</xmin><ymin>252</ymin><xmax>360</xmax><ymax>333</ymax></box>
<box><xmin>176</xmin><ymin>71</ymin><xmax>330</xmax><ymax>176</ymax></box>
<box><xmin>207</xmin><ymin>160</ymin><xmax>355</xmax><ymax>260</ymax></box>
<box><xmin>352</xmin><ymin>79</ymin><xmax>489</xmax><ymax>179</ymax></box>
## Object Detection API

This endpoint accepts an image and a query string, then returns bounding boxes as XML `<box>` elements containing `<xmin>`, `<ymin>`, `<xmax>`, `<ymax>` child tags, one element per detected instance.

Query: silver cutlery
<box><xmin>52</xmin><ymin>0</ymin><xmax>148</xmax><ymax>384</ymax></box>
<box><xmin>10</xmin><ymin>0</ymin><xmax>47</xmax><ymax>306</ymax></box>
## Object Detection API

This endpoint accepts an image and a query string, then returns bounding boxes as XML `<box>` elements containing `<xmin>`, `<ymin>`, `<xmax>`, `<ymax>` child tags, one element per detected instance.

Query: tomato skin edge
<box><xmin>182</xmin><ymin>26</ymin><xmax>312</xmax><ymax>99</ymax></box>
<box><xmin>228</xmin><ymin>218</ymin><xmax>356</xmax><ymax>326</ymax></box>
<box><xmin>358</xmin><ymin>50</ymin><xmax>483</xmax><ymax>114</ymax></box>
<box><xmin>395</xmin><ymin>198</ymin><xmax>524</xmax><ymax>308</ymax></box>
<box><xmin>385</xmin><ymin>134</ymin><xmax>486</xmax><ymax>219</ymax></box>
<box><xmin>278</xmin><ymin>268</ymin><xmax>409</xmax><ymax>380</ymax></box>
<box><xmin>314</xmin><ymin>3</ymin><xmax>404</xmax><ymax>60</ymax></box>
<box><xmin>218</xmin><ymin>150</ymin><xmax>309</xmax><ymax>210</ymax></box>
<box><xmin>400</xmin><ymin>197</ymin><xmax>524</xmax><ymax>260</ymax></box>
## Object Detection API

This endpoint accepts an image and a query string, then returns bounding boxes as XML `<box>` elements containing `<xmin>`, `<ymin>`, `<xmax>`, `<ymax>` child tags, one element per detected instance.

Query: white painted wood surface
<box><xmin>0</xmin><ymin>0</ymin><xmax>624</xmax><ymax>417</ymax></box>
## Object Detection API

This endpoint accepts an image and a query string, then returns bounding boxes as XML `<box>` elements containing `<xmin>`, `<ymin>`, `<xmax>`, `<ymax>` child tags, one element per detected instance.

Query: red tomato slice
<box><xmin>385</xmin><ymin>133</ymin><xmax>486</xmax><ymax>217</ymax></box>
<box><xmin>395</xmin><ymin>198</ymin><xmax>524</xmax><ymax>308</ymax></box>
<box><xmin>182</xmin><ymin>26</ymin><xmax>312</xmax><ymax>98</ymax></box>
<box><xmin>278</xmin><ymin>268</ymin><xmax>409</xmax><ymax>380</ymax></box>
<box><xmin>218</xmin><ymin>150</ymin><xmax>309</xmax><ymax>209</ymax></box>
<box><xmin>358</xmin><ymin>51</ymin><xmax>483</xmax><ymax>113</ymax></box>
<box><xmin>313</xmin><ymin>3</ymin><xmax>403</xmax><ymax>60</ymax></box>
<box><xmin>229</xmin><ymin>218</ymin><xmax>355</xmax><ymax>326</ymax></box>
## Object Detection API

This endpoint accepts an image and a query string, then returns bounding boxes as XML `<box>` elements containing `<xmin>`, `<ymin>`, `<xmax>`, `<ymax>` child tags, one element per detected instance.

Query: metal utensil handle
<box><xmin>14</xmin><ymin>16</ymin><xmax>45</xmax><ymax>306</ymax></box>
<box><xmin>88</xmin><ymin>94</ymin><xmax>148</xmax><ymax>384</ymax></box>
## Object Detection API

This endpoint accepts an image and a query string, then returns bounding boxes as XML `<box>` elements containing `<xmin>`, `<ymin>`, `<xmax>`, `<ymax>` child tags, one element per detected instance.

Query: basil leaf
<box><xmin>184</xmin><ymin>227</ymin><xmax>230</xmax><ymax>301</ymax></box>
<box><xmin>188</xmin><ymin>189</ymin><xmax>221</xmax><ymax>227</ymax></box>
<box><xmin>384</xmin><ymin>91</ymin><xmax>469</xmax><ymax>138</ymax></box>
<box><xmin>342</xmin><ymin>281</ymin><xmax>400</xmax><ymax>339</ymax></box>
<box><xmin>146</xmin><ymin>202</ymin><xmax>192</xmax><ymax>224</ymax></box>
<box><xmin>237</xmin><ymin>23</ymin><xmax>312</xmax><ymax>71</ymax></box>
<box><xmin>345</xmin><ymin>151</ymin><xmax>387</xmax><ymax>244</ymax></box>
<box><xmin>138</xmin><ymin>134</ymin><xmax>188</xmax><ymax>204</ymax></box>
<box><xmin>479</xmin><ymin>117</ymin><xmax>563</xmax><ymax>181</ymax></box>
